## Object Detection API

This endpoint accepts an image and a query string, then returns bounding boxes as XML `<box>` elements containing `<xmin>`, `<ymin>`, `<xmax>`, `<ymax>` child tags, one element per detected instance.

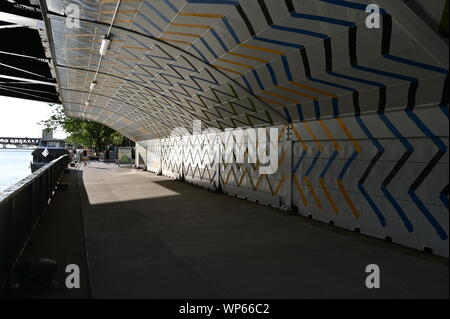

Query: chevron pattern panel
<box><xmin>291</xmin><ymin>105</ymin><xmax>449</xmax><ymax>257</ymax></box>
<box><xmin>48</xmin><ymin>0</ymin><xmax>449</xmax><ymax>256</ymax></box>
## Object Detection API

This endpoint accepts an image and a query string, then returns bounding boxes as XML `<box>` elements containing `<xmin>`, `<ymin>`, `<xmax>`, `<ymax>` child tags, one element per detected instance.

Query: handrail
<box><xmin>0</xmin><ymin>155</ymin><xmax>69</xmax><ymax>203</ymax></box>
<box><xmin>0</xmin><ymin>154</ymin><xmax>71</xmax><ymax>294</ymax></box>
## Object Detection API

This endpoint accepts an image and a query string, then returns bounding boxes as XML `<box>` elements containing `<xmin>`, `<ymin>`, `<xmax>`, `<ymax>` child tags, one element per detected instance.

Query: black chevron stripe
<box><xmin>409</xmin><ymin>150</ymin><xmax>447</xmax><ymax>191</ymax></box>
<box><xmin>382</xmin><ymin>151</ymin><xmax>413</xmax><ymax>187</ymax></box>
<box><xmin>236</xmin><ymin>5</ymin><xmax>255</xmax><ymax>37</ymax></box>
<box><xmin>257</xmin><ymin>0</ymin><xmax>273</xmax><ymax>26</ymax></box>
<box><xmin>358</xmin><ymin>150</ymin><xmax>385</xmax><ymax>185</ymax></box>
<box><xmin>440</xmin><ymin>74</ymin><xmax>449</xmax><ymax>106</ymax></box>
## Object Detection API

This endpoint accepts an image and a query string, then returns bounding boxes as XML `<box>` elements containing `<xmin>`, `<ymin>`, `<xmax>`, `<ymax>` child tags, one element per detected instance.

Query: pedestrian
<box><xmin>105</xmin><ymin>149</ymin><xmax>110</xmax><ymax>165</ymax></box>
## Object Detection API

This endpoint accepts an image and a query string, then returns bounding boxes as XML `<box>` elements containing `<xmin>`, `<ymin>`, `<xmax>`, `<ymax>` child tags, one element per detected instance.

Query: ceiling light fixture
<box><xmin>99</xmin><ymin>36</ymin><xmax>110</xmax><ymax>56</ymax></box>
<box><xmin>90</xmin><ymin>81</ymin><xmax>97</xmax><ymax>91</ymax></box>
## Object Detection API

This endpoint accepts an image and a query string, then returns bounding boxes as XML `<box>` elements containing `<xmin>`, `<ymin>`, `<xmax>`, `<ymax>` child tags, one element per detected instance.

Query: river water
<box><xmin>0</xmin><ymin>149</ymin><xmax>33</xmax><ymax>192</ymax></box>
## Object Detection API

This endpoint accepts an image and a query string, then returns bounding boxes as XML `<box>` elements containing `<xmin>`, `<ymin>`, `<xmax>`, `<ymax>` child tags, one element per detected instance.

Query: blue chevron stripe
<box><xmin>161</xmin><ymin>0</ymin><xmax>178</xmax><ymax>13</ymax></box>
<box><xmin>355</xmin><ymin>115</ymin><xmax>387</xmax><ymax>226</ymax></box>
<box><xmin>200</xmin><ymin>38</ymin><xmax>218</xmax><ymax>59</ymax></box>
<box><xmin>440</xmin><ymin>192</ymin><xmax>449</xmax><ymax>209</ymax></box>
<box><xmin>210</xmin><ymin>28</ymin><xmax>229</xmax><ymax>52</ymax></box>
<box><xmin>337</xmin><ymin>151</ymin><xmax>357</xmax><ymax>180</ymax></box>
<box><xmin>291</xmin><ymin>12</ymin><xmax>355</xmax><ymax>27</ymax></box>
<box><xmin>379</xmin><ymin>113</ymin><xmax>414</xmax><ymax>152</ymax></box>
<box><xmin>242</xmin><ymin>75</ymin><xmax>254</xmax><ymax>94</ymax></box>
<box><xmin>222</xmin><ymin>17</ymin><xmax>240</xmax><ymax>44</ymax></box>
<box><xmin>271</xmin><ymin>25</ymin><xmax>328</xmax><ymax>39</ymax></box>
<box><xmin>254</xmin><ymin>36</ymin><xmax>303</xmax><ymax>49</ymax></box>
<box><xmin>384</xmin><ymin>55</ymin><xmax>448</xmax><ymax>75</ymax></box>
<box><xmin>329</xmin><ymin>71</ymin><xmax>385</xmax><ymax>88</ymax></box>
<box><xmin>406</xmin><ymin>110</ymin><xmax>447</xmax><ymax>152</ymax></box>
<box><xmin>133</xmin><ymin>20</ymin><xmax>155</xmax><ymax>37</ymax></box>
<box><xmin>136</xmin><ymin>14</ymin><xmax>163</xmax><ymax>33</ymax></box>
<box><xmin>441</xmin><ymin>105</ymin><xmax>449</xmax><ymax>119</ymax></box>
<box><xmin>305</xmin><ymin>151</ymin><xmax>321</xmax><ymax>177</ymax></box>
<box><xmin>191</xmin><ymin>44</ymin><xmax>209</xmax><ymax>62</ymax></box>
<box><xmin>293</xmin><ymin>149</ymin><xmax>308</xmax><ymax>173</ymax></box>
<box><xmin>320</xmin><ymin>150</ymin><xmax>339</xmax><ymax>178</ymax></box>
<box><xmin>252</xmin><ymin>70</ymin><xmax>265</xmax><ymax>90</ymax></box>
<box><xmin>266</xmin><ymin>63</ymin><xmax>278</xmax><ymax>86</ymax></box>
<box><xmin>313</xmin><ymin>100</ymin><xmax>320</xmax><ymax>119</ymax></box>
<box><xmin>143</xmin><ymin>1</ymin><xmax>171</xmax><ymax>24</ymax></box>
<box><xmin>381</xmin><ymin>186</ymin><xmax>414</xmax><ymax>232</ymax></box>
<box><xmin>283</xmin><ymin>107</ymin><xmax>292</xmax><ymax>123</ymax></box>
<box><xmin>358</xmin><ymin>185</ymin><xmax>387</xmax><ymax>226</ymax></box>
<box><xmin>405</xmin><ymin>109</ymin><xmax>448</xmax><ymax>239</ymax></box>
<box><xmin>379</xmin><ymin>113</ymin><xmax>415</xmax><ymax>232</ymax></box>
<box><xmin>409</xmin><ymin>190</ymin><xmax>448</xmax><ymax>240</ymax></box>
<box><xmin>296</xmin><ymin>104</ymin><xmax>304</xmax><ymax>121</ymax></box>
<box><xmin>331</xmin><ymin>98</ymin><xmax>339</xmax><ymax>117</ymax></box>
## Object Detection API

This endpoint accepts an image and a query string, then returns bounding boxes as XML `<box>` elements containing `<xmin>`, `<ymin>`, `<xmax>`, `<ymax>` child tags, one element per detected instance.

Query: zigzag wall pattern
<box><xmin>50</xmin><ymin>0</ymin><xmax>448</xmax><ymax>256</ymax></box>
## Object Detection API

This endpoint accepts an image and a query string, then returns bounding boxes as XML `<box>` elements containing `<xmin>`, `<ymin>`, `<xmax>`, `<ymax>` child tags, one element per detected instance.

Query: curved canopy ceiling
<box><xmin>44</xmin><ymin>0</ymin><xmax>448</xmax><ymax>141</ymax></box>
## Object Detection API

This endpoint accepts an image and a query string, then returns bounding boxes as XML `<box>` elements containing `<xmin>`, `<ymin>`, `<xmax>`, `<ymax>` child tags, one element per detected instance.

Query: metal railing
<box><xmin>0</xmin><ymin>155</ymin><xmax>70</xmax><ymax>293</ymax></box>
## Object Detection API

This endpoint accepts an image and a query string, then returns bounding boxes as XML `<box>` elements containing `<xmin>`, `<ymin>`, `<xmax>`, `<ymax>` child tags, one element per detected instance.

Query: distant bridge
<box><xmin>0</xmin><ymin>137</ymin><xmax>40</xmax><ymax>147</ymax></box>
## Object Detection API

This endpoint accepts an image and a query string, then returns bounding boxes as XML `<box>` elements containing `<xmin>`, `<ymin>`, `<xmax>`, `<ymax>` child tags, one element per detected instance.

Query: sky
<box><xmin>0</xmin><ymin>96</ymin><xmax>67</xmax><ymax>139</ymax></box>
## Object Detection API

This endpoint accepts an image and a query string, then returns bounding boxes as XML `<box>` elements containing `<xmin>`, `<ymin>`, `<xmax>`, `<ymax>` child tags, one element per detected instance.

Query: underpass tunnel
<box><xmin>0</xmin><ymin>0</ymin><xmax>449</xmax><ymax>292</ymax></box>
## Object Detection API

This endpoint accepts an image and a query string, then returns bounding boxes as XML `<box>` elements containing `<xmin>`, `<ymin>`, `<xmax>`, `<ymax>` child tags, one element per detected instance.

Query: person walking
<box><xmin>105</xmin><ymin>149</ymin><xmax>110</xmax><ymax>165</ymax></box>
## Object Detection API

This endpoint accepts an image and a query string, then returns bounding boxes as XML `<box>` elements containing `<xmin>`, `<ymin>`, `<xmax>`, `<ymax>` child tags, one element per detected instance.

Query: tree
<box><xmin>40</xmin><ymin>104</ymin><xmax>125</xmax><ymax>150</ymax></box>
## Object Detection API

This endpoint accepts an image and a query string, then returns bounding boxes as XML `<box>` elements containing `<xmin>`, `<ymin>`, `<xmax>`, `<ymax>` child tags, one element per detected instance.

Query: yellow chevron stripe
<box><xmin>277</xmin><ymin>86</ymin><xmax>317</xmax><ymax>100</ymax></box>
<box><xmin>158</xmin><ymin>38</ymin><xmax>192</xmax><ymax>45</ymax></box>
<box><xmin>254</xmin><ymin>174</ymin><xmax>264</xmax><ymax>190</ymax></box>
<box><xmin>224</xmin><ymin>169</ymin><xmax>232</xmax><ymax>185</ymax></box>
<box><xmin>291</xmin><ymin>82</ymin><xmax>337</xmax><ymax>97</ymax></box>
<box><xmin>99</xmin><ymin>9</ymin><xmax>138</xmax><ymax>14</ymax></box>
<box><xmin>64</xmin><ymin>57</ymin><xmax>91</xmax><ymax>60</ymax></box>
<box><xmin>293</xmin><ymin>176</ymin><xmax>308</xmax><ymax>207</ymax></box>
<box><xmin>228</xmin><ymin>52</ymin><xmax>268</xmax><ymax>63</ymax></box>
<box><xmin>213</xmin><ymin>65</ymin><xmax>243</xmax><ymax>75</ymax></box>
<box><xmin>336</xmin><ymin>118</ymin><xmax>361</xmax><ymax>153</ymax></box>
<box><xmin>256</xmin><ymin>95</ymin><xmax>285</xmax><ymax>107</ymax></box>
<box><xmin>162</xmin><ymin>31</ymin><xmax>201</xmax><ymax>38</ymax></box>
<box><xmin>101</xmin><ymin>0</ymin><xmax>140</xmax><ymax>3</ymax></box>
<box><xmin>278</xmin><ymin>125</ymin><xmax>287</xmax><ymax>141</ymax></box>
<box><xmin>65</xmin><ymin>48</ymin><xmax>91</xmax><ymax>50</ymax></box>
<box><xmin>304</xmin><ymin>177</ymin><xmax>322</xmax><ymax>210</ymax></box>
<box><xmin>291</xmin><ymin>126</ymin><xmax>309</xmax><ymax>151</ymax></box>
<box><xmin>304</xmin><ymin>122</ymin><xmax>323</xmax><ymax>152</ymax></box>
<box><xmin>178</xmin><ymin>12</ymin><xmax>224</xmax><ymax>18</ymax></box>
<box><xmin>264</xmin><ymin>91</ymin><xmax>300</xmax><ymax>104</ymax></box>
<box><xmin>170</xmin><ymin>22</ymin><xmax>211</xmax><ymax>29</ymax></box>
<box><xmin>238</xmin><ymin>168</ymin><xmax>248</xmax><ymax>187</ymax></box>
<box><xmin>122</xmin><ymin>46</ymin><xmax>148</xmax><ymax>50</ymax></box>
<box><xmin>273</xmin><ymin>175</ymin><xmax>287</xmax><ymax>196</ymax></box>
<box><xmin>239</xmin><ymin>43</ymin><xmax>285</xmax><ymax>56</ymax></box>
<box><xmin>319</xmin><ymin>178</ymin><xmax>339</xmax><ymax>215</ymax></box>
<box><xmin>98</xmin><ymin>19</ymin><xmax>133</xmax><ymax>24</ymax></box>
<box><xmin>318</xmin><ymin>120</ymin><xmax>341</xmax><ymax>151</ymax></box>
<box><xmin>64</xmin><ymin>34</ymin><xmax>95</xmax><ymax>38</ymax></box>
<box><xmin>217</xmin><ymin>58</ymin><xmax>254</xmax><ymax>69</ymax></box>
<box><xmin>337</xmin><ymin>180</ymin><xmax>360</xmax><ymax>219</ymax></box>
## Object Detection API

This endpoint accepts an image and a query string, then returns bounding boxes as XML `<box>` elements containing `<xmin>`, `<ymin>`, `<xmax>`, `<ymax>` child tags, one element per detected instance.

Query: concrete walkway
<box><xmin>79</xmin><ymin>162</ymin><xmax>448</xmax><ymax>299</ymax></box>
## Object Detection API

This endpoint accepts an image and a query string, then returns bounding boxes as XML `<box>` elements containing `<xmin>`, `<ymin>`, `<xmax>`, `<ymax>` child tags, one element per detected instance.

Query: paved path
<box><xmin>79</xmin><ymin>162</ymin><xmax>448</xmax><ymax>298</ymax></box>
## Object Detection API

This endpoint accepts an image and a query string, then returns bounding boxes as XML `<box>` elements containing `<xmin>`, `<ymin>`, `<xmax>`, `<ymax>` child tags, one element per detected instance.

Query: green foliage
<box><xmin>40</xmin><ymin>104</ymin><xmax>125</xmax><ymax>150</ymax></box>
